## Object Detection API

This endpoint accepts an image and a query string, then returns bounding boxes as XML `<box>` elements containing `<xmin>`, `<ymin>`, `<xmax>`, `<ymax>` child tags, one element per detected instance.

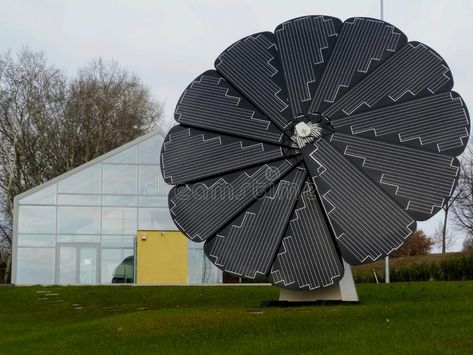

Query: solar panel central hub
<box><xmin>295</xmin><ymin>122</ymin><xmax>312</xmax><ymax>137</ymax></box>
<box><xmin>292</xmin><ymin>121</ymin><xmax>322</xmax><ymax>148</ymax></box>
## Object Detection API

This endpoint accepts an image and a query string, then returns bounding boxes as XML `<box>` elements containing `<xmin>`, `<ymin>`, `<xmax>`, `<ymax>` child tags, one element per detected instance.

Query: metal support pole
<box><xmin>385</xmin><ymin>256</ymin><xmax>390</xmax><ymax>283</ymax></box>
<box><xmin>381</xmin><ymin>0</ymin><xmax>389</xmax><ymax>285</ymax></box>
<box><xmin>442</xmin><ymin>206</ymin><xmax>448</xmax><ymax>254</ymax></box>
<box><xmin>441</xmin><ymin>191</ymin><xmax>461</xmax><ymax>254</ymax></box>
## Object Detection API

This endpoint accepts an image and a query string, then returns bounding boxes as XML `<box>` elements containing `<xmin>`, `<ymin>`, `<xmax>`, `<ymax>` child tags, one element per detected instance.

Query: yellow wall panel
<box><xmin>136</xmin><ymin>230</ymin><xmax>188</xmax><ymax>284</ymax></box>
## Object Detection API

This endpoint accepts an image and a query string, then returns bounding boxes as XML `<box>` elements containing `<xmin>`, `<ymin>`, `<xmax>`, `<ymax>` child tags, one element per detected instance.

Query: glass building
<box><xmin>11</xmin><ymin>130</ymin><xmax>222</xmax><ymax>285</ymax></box>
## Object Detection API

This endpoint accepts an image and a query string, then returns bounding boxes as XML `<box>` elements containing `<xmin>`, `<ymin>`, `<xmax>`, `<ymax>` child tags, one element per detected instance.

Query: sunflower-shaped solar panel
<box><xmin>160</xmin><ymin>16</ymin><xmax>470</xmax><ymax>291</ymax></box>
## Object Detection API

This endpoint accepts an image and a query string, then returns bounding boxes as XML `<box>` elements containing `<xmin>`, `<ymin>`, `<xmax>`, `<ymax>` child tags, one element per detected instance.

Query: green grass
<box><xmin>0</xmin><ymin>282</ymin><xmax>472</xmax><ymax>354</ymax></box>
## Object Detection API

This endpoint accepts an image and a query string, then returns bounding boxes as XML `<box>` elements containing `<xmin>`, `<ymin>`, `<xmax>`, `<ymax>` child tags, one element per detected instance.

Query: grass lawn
<box><xmin>0</xmin><ymin>282</ymin><xmax>472</xmax><ymax>354</ymax></box>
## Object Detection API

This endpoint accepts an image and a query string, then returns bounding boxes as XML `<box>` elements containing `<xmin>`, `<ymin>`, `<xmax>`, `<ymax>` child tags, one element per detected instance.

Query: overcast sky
<box><xmin>1</xmin><ymin>0</ymin><xmax>472</xmax><ymax>251</ymax></box>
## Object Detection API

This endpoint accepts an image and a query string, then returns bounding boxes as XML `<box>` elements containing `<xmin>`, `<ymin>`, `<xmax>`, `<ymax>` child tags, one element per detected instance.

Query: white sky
<box><xmin>1</xmin><ymin>0</ymin><xmax>472</xmax><ymax>251</ymax></box>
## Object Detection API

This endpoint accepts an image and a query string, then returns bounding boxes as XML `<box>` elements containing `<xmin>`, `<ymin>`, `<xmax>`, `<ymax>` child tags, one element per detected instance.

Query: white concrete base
<box><xmin>279</xmin><ymin>260</ymin><xmax>359</xmax><ymax>302</ymax></box>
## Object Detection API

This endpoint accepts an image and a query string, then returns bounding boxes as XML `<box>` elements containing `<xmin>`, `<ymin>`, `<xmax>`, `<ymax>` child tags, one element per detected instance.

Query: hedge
<box><xmin>354</xmin><ymin>253</ymin><xmax>473</xmax><ymax>283</ymax></box>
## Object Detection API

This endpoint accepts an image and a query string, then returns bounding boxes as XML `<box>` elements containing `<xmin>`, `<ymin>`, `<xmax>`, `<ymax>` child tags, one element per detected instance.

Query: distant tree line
<box><xmin>0</xmin><ymin>49</ymin><xmax>163</xmax><ymax>281</ymax></box>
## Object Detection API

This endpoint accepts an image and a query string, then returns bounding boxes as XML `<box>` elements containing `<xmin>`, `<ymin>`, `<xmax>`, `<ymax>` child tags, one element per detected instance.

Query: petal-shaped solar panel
<box><xmin>160</xmin><ymin>16</ymin><xmax>470</xmax><ymax>291</ymax></box>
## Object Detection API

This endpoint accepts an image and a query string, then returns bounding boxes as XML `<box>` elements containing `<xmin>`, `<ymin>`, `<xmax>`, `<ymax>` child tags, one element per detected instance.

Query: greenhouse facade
<box><xmin>11</xmin><ymin>130</ymin><xmax>222</xmax><ymax>285</ymax></box>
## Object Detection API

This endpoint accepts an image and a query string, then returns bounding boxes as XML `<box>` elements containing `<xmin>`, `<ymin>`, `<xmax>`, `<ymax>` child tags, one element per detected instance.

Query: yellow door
<box><xmin>136</xmin><ymin>230</ymin><xmax>188</xmax><ymax>284</ymax></box>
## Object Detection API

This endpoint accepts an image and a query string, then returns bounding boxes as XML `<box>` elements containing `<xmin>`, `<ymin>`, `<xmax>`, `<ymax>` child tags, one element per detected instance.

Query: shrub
<box><xmin>354</xmin><ymin>253</ymin><xmax>473</xmax><ymax>283</ymax></box>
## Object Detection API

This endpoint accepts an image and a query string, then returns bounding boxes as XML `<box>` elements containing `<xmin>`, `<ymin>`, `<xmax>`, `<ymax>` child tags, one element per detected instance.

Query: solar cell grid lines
<box><xmin>160</xmin><ymin>16</ymin><xmax>470</xmax><ymax>290</ymax></box>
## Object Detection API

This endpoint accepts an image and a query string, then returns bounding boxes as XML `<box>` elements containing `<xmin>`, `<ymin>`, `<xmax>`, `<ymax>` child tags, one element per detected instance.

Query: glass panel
<box><xmin>102</xmin><ymin>164</ymin><xmax>137</xmax><ymax>195</ymax></box>
<box><xmin>187</xmin><ymin>249</ymin><xmax>219</xmax><ymax>284</ymax></box>
<box><xmin>79</xmin><ymin>247</ymin><xmax>97</xmax><ymax>284</ymax></box>
<box><xmin>19</xmin><ymin>183</ymin><xmax>57</xmax><ymax>205</ymax></box>
<box><xmin>103</xmin><ymin>145</ymin><xmax>138</xmax><ymax>164</ymax></box>
<box><xmin>189</xmin><ymin>240</ymin><xmax>204</xmax><ymax>250</ymax></box>
<box><xmin>188</xmin><ymin>248</ymin><xmax>205</xmax><ymax>284</ymax></box>
<box><xmin>57</xmin><ymin>235</ymin><xmax>100</xmax><ymax>243</ymax></box>
<box><xmin>59</xmin><ymin>246</ymin><xmax>76</xmax><ymax>284</ymax></box>
<box><xmin>102</xmin><ymin>195</ymin><xmax>137</xmax><ymax>207</ymax></box>
<box><xmin>102</xmin><ymin>207</ymin><xmax>137</xmax><ymax>234</ymax></box>
<box><xmin>139</xmin><ymin>165</ymin><xmax>162</xmax><ymax>195</ymax></box>
<box><xmin>206</xmin><ymin>263</ymin><xmax>221</xmax><ymax>284</ymax></box>
<box><xmin>57</xmin><ymin>206</ymin><xmax>101</xmax><ymax>234</ymax></box>
<box><xmin>17</xmin><ymin>234</ymin><xmax>55</xmax><ymax>247</ymax></box>
<box><xmin>138</xmin><ymin>208</ymin><xmax>176</xmax><ymax>230</ymax></box>
<box><xmin>101</xmin><ymin>235</ymin><xmax>134</xmax><ymax>248</ymax></box>
<box><xmin>138</xmin><ymin>195</ymin><xmax>167</xmax><ymax>207</ymax></box>
<box><xmin>18</xmin><ymin>206</ymin><xmax>56</xmax><ymax>234</ymax></box>
<box><xmin>101</xmin><ymin>249</ymin><xmax>134</xmax><ymax>284</ymax></box>
<box><xmin>139</xmin><ymin>134</ymin><xmax>163</xmax><ymax>164</ymax></box>
<box><xmin>16</xmin><ymin>248</ymin><xmax>55</xmax><ymax>284</ymax></box>
<box><xmin>58</xmin><ymin>164</ymin><xmax>101</xmax><ymax>194</ymax></box>
<box><xmin>58</xmin><ymin>194</ymin><xmax>101</xmax><ymax>206</ymax></box>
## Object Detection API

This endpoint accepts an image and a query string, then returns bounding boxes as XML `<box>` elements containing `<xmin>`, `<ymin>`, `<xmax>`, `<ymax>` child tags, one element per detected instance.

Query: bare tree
<box><xmin>0</xmin><ymin>49</ymin><xmax>67</xmax><ymax>281</ymax></box>
<box><xmin>432</xmin><ymin>222</ymin><xmax>455</xmax><ymax>253</ymax></box>
<box><xmin>463</xmin><ymin>234</ymin><xmax>473</xmax><ymax>252</ymax></box>
<box><xmin>58</xmin><ymin>59</ymin><xmax>161</xmax><ymax>170</ymax></box>
<box><xmin>452</xmin><ymin>144</ymin><xmax>473</xmax><ymax>235</ymax></box>
<box><xmin>0</xmin><ymin>51</ymin><xmax>162</xmax><ymax>282</ymax></box>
